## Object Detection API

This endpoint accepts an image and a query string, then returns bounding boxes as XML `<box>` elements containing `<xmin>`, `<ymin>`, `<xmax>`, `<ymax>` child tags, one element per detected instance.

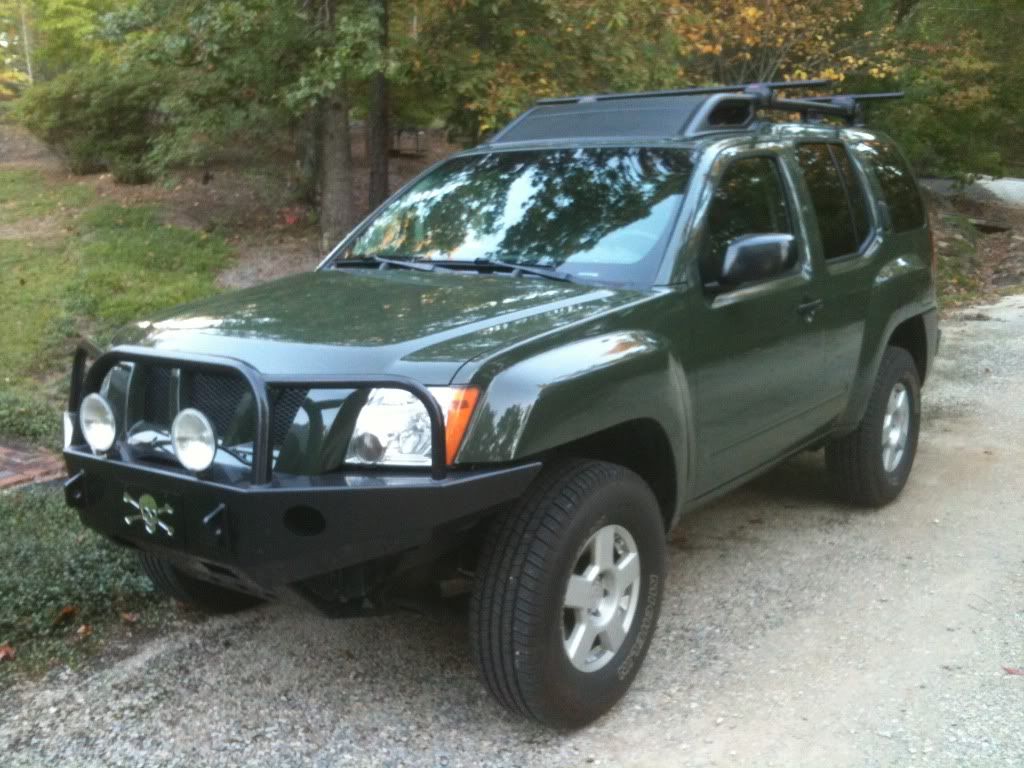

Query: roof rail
<box><xmin>536</xmin><ymin>79</ymin><xmax>831</xmax><ymax>106</ymax></box>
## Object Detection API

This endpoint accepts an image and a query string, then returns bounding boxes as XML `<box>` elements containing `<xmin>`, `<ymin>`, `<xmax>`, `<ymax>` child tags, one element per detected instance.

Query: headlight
<box><xmin>171</xmin><ymin>408</ymin><xmax>217</xmax><ymax>472</ymax></box>
<box><xmin>345</xmin><ymin>386</ymin><xmax>479</xmax><ymax>467</ymax></box>
<box><xmin>79</xmin><ymin>393</ymin><xmax>117</xmax><ymax>452</ymax></box>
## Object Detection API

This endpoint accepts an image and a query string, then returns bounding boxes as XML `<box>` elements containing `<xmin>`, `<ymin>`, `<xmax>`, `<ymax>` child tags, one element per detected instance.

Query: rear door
<box><xmin>687</xmin><ymin>148</ymin><xmax>831</xmax><ymax>493</ymax></box>
<box><xmin>790</xmin><ymin>140</ymin><xmax>881</xmax><ymax>409</ymax></box>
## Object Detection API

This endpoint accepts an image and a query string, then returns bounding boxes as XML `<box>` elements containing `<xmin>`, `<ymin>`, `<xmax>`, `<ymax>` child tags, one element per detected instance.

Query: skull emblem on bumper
<box><xmin>123</xmin><ymin>491</ymin><xmax>175</xmax><ymax>537</ymax></box>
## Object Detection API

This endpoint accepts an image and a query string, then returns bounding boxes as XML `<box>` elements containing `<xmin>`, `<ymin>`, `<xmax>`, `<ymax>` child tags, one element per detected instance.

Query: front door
<box><xmin>687</xmin><ymin>150</ymin><xmax>830</xmax><ymax>493</ymax></box>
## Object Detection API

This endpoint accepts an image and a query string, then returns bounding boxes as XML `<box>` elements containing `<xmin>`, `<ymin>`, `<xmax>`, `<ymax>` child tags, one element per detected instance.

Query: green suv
<box><xmin>63</xmin><ymin>82</ymin><xmax>938</xmax><ymax>728</ymax></box>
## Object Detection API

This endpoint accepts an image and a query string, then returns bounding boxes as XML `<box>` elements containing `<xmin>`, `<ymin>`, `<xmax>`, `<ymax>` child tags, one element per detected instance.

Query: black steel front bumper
<box><xmin>64</xmin><ymin>343</ymin><xmax>542</xmax><ymax>595</ymax></box>
<box><xmin>64</xmin><ymin>449</ymin><xmax>541</xmax><ymax>592</ymax></box>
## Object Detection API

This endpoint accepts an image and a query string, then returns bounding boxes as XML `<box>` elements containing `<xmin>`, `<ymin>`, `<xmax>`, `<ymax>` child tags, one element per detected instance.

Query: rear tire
<box><xmin>826</xmin><ymin>346</ymin><xmax>921</xmax><ymax>507</ymax></box>
<box><xmin>138</xmin><ymin>553</ymin><xmax>262</xmax><ymax>613</ymax></box>
<box><xmin>470</xmin><ymin>459</ymin><xmax>666</xmax><ymax>729</ymax></box>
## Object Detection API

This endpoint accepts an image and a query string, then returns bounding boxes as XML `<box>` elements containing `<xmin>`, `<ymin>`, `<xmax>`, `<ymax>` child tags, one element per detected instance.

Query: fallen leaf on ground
<box><xmin>0</xmin><ymin>645</ymin><xmax>16</xmax><ymax>661</ymax></box>
<box><xmin>120</xmin><ymin>612</ymin><xmax>140</xmax><ymax>624</ymax></box>
<box><xmin>53</xmin><ymin>605</ymin><xmax>79</xmax><ymax>626</ymax></box>
<box><xmin>1003</xmin><ymin>666</ymin><xmax>1024</xmax><ymax>676</ymax></box>
<box><xmin>76</xmin><ymin>624</ymin><xmax>93</xmax><ymax>638</ymax></box>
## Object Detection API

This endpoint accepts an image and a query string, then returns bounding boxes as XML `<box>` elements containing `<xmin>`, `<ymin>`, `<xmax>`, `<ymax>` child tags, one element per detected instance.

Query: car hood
<box><xmin>112</xmin><ymin>269</ymin><xmax>646</xmax><ymax>383</ymax></box>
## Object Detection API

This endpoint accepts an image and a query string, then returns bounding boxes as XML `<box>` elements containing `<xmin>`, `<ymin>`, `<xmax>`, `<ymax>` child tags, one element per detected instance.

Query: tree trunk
<box><xmin>319</xmin><ymin>86</ymin><xmax>356</xmax><ymax>254</ymax></box>
<box><xmin>367</xmin><ymin>0</ymin><xmax>390</xmax><ymax>208</ymax></box>
<box><xmin>19</xmin><ymin>2</ymin><xmax>34</xmax><ymax>84</ymax></box>
<box><xmin>296</xmin><ymin>107</ymin><xmax>323</xmax><ymax>206</ymax></box>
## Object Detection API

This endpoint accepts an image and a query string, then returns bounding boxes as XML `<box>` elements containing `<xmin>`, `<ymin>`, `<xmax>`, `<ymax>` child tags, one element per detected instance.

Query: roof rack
<box><xmin>756</xmin><ymin>89</ymin><xmax>905</xmax><ymax>127</ymax></box>
<box><xmin>487</xmin><ymin>82</ymin><xmax>904</xmax><ymax>145</ymax></box>
<box><xmin>536</xmin><ymin>79</ymin><xmax>831</xmax><ymax>105</ymax></box>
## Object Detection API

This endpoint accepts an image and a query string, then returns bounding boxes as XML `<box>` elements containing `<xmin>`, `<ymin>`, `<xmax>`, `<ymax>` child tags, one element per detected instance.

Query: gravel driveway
<box><xmin>3</xmin><ymin>297</ymin><xmax>1023</xmax><ymax>768</ymax></box>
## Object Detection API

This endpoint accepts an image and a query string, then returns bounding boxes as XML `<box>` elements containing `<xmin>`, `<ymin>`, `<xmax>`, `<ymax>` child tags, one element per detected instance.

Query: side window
<box><xmin>796</xmin><ymin>143</ymin><xmax>870</xmax><ymax>260</ymax></box>
<box><xmin>832</xmin><ymin>145</ymin><xmax>872</xmax><ymax>244</ymax></box>
<box><xmin>702</xmin><ymin>156</ymin><xmax>792</xmax><ymax>285</ymax></box>
<box><xmin>859</xmin><ymin>139</ymin><xmax>925</xmax><ymax>232</ymax></box>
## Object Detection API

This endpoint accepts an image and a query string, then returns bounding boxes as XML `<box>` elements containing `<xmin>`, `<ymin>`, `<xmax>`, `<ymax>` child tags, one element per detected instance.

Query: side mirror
<box><xmin>720</xmin><ymin>233</ymin><xmax>797</xmax><ymax>286</ymax></box>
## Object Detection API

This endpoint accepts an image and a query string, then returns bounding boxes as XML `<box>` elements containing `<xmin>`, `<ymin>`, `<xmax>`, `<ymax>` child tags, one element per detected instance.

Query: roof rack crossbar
<box><xmin>536</xmin><ymin>79</ymin><xmax>830</xmax><ymax>105</ymax></box>
<box><xmin>804</xmin><ymin>92</ymin><xmax>905</xmax><ymax>104</ymax></box>
<box><xmin>746</xmin><ymin>87</ymin><xmax>905</xmax><ymax>127</ymax></box>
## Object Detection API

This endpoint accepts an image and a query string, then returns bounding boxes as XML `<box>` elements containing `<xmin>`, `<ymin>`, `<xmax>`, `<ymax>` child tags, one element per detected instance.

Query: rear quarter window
<box><xmin>854</xmin><ymin>138</ymin><xmax>925</xmax><ymax>233</ymax></box>
<box><xmin>796</xmin><ymin>143</ymin><xmax>869</xmax><ymax>260</ymax></box>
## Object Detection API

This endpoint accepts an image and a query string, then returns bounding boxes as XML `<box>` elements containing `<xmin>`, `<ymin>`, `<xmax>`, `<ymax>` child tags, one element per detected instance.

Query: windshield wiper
<box><xmin>335</xmin><ymin>255</ymin><xmax>454</xmax><ymax>273</ymax></box>
<box><xmin>473</xmin><ymin>258</ymin><xmax>571</xmax><ymax>282</ymax></box>
<box><xmin>335</xmin><ymin>254</ymin><xmax>569</xmax><ymax>281</ymax></box>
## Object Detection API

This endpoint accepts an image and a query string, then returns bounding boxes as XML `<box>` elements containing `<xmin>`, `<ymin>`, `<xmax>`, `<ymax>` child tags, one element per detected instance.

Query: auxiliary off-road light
<box><xmin>79</xmin><ymin>393</ymin><xmax>117</xmax><ymax>453</ymax></box>
<box><xmin>171</xmin><ymin>408</ymin><xmax>217</xmax><ymax>472</ymax></box>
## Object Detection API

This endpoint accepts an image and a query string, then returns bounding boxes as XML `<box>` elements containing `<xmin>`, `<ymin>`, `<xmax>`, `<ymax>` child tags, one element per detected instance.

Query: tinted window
<box><xmin>702</xmin><ymin>156</ymin><xmax>792</xmax><ymax>284</ymax></box>
<box><xmin>796</xmin><ymin>143</ymin><xmax>871</xmax><ymax>260</ymax></box>
<box><xmin>832</xmin><ymin>145</ymin><xmax>872</xmax><ymax>243</ymax></box>
<box><xmin>346</xmin><ymin>147</ymin><xmax>693</xmax><ymax>284</ymax></box>
<box><xmin>858</xmin><ymin>139</ymin><xmax>925</xmax><ymax>232</ymax></box>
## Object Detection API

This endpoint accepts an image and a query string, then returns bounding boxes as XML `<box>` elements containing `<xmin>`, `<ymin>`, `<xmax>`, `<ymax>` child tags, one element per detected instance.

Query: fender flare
<box><xmin>457</xmin><ymin>331</ymin><xmax>695</xmax><ymax>526</ymax></box>
<box><xmin>838</xmin><ymin>301</ymin><xmax>936</xmax><ymax>433</ymax></box>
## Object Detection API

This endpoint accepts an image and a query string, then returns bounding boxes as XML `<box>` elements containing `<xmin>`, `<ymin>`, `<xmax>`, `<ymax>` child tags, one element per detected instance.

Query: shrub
<box><xmin>108</xmin><ymin>155</ymin><xmax>155</xmax><ymax>185</ymax></box>
<box><xmin>16</xmin><ymin>61</ymin><xmax>163</xmax><ymax>179</ymax></box>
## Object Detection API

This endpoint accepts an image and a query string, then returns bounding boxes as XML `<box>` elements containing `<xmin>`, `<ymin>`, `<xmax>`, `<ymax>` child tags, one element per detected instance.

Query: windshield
<box><xmin>342</xmin><ymin>147</ymin><xmax>694</xmax><ymax>284</ymax></box>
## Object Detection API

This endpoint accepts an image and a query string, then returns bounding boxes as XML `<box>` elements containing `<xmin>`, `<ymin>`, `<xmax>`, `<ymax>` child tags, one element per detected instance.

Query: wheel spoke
<box><xmin>593</xmin><ymin>526</ymin><xmax>617</xmax><ymax>570</ymax></box>
<box><xmin>599</xmin><ymin>616</ymin><xmax>626</xmax><ymax>654</ymax></box>
<box><xmin>564</xmin><ymin>574</ymin><xmax>595</xmax><ymax>610</ymax></box>
<box><xmin>566</xmin><ymin>620</ymin><xmax>599</xmax><ymax>667</ymax></box>
<box><xmin>894</xmin><ymin>388</ymin><xmax>907</xmax><ymax>411</ymax></box>
<box><xmin>616</xmin><ymin>551</ymin><xmax>640</xmax><ymax>590</ymax></box>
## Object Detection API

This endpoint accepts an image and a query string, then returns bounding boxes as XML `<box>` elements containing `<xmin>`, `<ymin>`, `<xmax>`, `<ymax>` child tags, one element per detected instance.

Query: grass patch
<box><xmin>0</xmin><ymin>168</ymin><xmax>94</xmax><ymax>220</ymax></box>
<box><xmin>0</xmin><ymin>485</ymin><xmax>174</xmax><ymax>684</ymax></box>
<box><xmin>0</xmin><ymin>173</ymin><xmax>233</xmax><ymax>445</ymax></box>
<box><xmin>0</xmin><ymin>238</ymin><xmax>72</xmax><ymax>378</ymax></box>
<box><xmin>0</xmin><ymin>387</ymin><xmax>62</xmax><ymax>447</ymax></box>
<box><xmin>71</xmin><ymin>204</ymin><xmax>232</xmax><ymax>326</ymax></box>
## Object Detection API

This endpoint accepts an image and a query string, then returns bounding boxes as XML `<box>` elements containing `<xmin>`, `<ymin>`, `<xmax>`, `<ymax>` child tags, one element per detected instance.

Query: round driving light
<box><xmin>79</xmin><ymin>393</ymin><xmax>117</xmax><ymax>452</ymax></box>
<box><xmin>171</xmin><ymin>408</ymin><xmax>217</xmax><ymax>472</ymax></box>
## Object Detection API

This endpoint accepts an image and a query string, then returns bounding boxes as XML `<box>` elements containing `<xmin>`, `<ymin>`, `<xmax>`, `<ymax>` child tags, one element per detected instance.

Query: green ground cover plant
<box><xmin>0</xmin><ymin>485</ymin><xmax>175</xmax><ymax>684</ymax></box>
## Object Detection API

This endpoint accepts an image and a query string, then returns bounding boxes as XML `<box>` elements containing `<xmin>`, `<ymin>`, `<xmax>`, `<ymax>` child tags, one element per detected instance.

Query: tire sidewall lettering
<box><xmin>615</xmin><ymin>572</ymin><xmax>660</xmax><ymax>682</ymax></box>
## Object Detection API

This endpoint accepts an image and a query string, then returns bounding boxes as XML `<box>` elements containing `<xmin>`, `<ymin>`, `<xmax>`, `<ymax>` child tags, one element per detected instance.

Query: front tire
<box><xmin>138</xmin><ymin>553</ymin><xmax>263</xmax><ymax>613</ymax></box>
<box><xmin>826</xmin><ymin>346</ymin><xmax>922</xmax><ymax>507</ymax></box>
<box><xmin>470</xmin><ymin>459</ymin><xmax>666</xmax><ymax>729</ymax></box>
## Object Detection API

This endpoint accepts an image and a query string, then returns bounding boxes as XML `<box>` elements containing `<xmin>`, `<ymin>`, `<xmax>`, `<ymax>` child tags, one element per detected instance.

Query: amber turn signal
<box><xmin>443</xmin><ymin>387</ymin><xmax>480</xmax><ymax>465</ymax></box>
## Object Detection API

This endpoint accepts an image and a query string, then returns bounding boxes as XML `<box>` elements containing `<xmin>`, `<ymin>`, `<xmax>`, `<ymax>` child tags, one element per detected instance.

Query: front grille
<box><xmin>270</xmin><ymin>386</ymin><xmax>309</xmax><ymax>448</ymax></box>
<box><xmin>188</xmin><ymin>371</ymin><xmax>251</xmax><ymax>438</ymax></box>
<box><xmin>142</xmin><ymin>365</ymin><xmax>172</xmax><ymax>425</ymax></box>
<box><xmin>131</xmin><ymin>364</ymin><xmax>307</xmax><ymax>458</ymax></box>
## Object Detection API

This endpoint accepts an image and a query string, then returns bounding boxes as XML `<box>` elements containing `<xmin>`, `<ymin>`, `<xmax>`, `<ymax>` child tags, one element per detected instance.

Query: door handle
<box><xmin>796</xmin><ymin>297</ymin><xmax>823</xmax><ymax>320</ymax></box>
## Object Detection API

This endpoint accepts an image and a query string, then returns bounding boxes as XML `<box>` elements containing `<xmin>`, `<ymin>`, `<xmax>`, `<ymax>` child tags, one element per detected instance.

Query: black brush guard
<box><xmin>63</xmin><ymin>344</ymin><xmax>541</xmax><ymax>595</ymax></box>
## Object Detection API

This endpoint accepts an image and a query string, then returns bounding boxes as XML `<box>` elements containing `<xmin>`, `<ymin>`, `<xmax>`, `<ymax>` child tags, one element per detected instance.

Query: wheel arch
<box><xmin>456</xmin><ymin>330</ymin><xmax>693</xmax><ymax>529</ymax></box>
<box><xmin>838</xmin><ymin>306</ymin><xmax>938</xmax><ymax>434</ymax></box>
<box><xmin>550</xmin><ymin>418</ymin><xmax>678</xmax><ymax>531</ymax></box>
<box><xmin>887</xmin><ymin>313</ymin><xmax>929</xmax><ymax>384</ymax></box>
